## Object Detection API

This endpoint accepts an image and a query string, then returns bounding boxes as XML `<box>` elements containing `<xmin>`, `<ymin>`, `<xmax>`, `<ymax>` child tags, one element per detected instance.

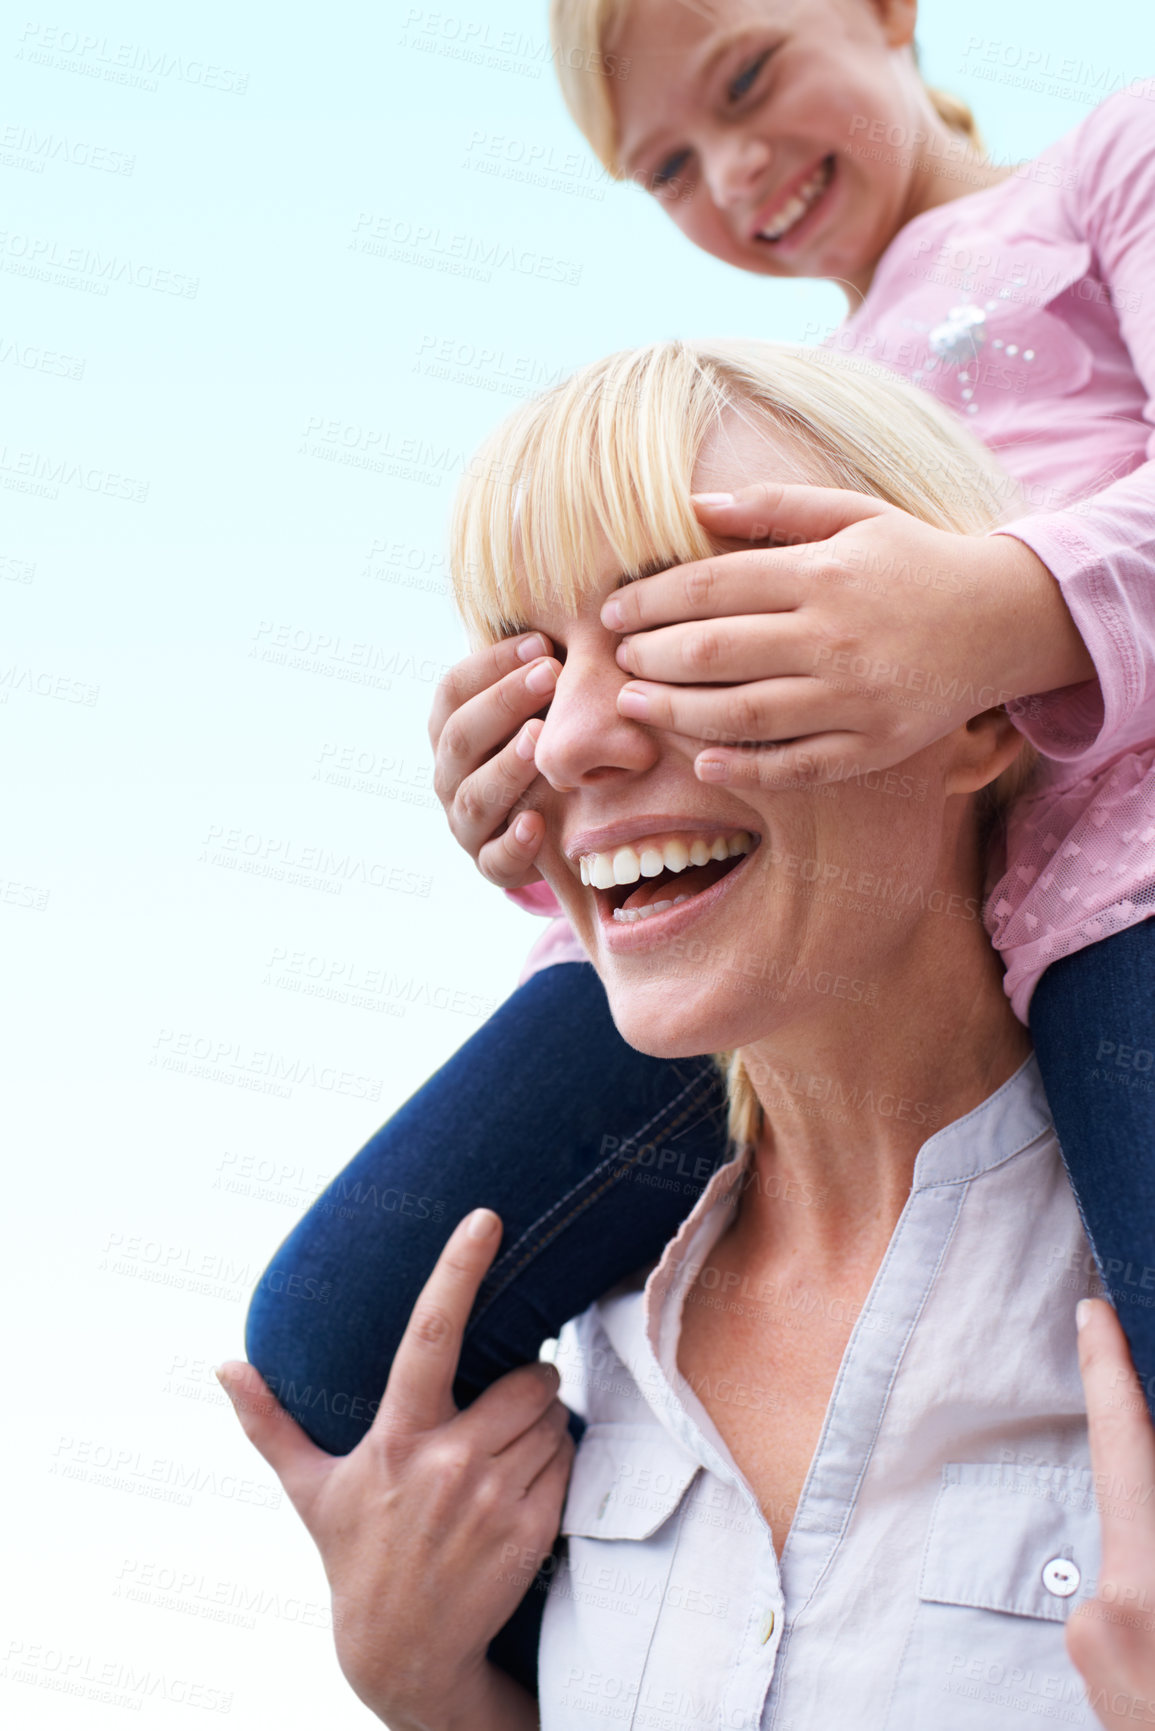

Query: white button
<box><xmin>1042</xmin><ymin>1556</ymin><xmax>1080</xmax><ymax>1598</ymax></box>
<box><xmin>759</xmin><ymin>1609</ymin><xmax>776</xmax><ymax>1643</ymax></box>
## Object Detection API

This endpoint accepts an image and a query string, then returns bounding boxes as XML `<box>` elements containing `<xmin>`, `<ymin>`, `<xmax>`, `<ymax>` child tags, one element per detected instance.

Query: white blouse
<box><xmin>539</xmin><ymin>1057</ymin><xmax>1106</xmax><ymax>1730</ymax></box>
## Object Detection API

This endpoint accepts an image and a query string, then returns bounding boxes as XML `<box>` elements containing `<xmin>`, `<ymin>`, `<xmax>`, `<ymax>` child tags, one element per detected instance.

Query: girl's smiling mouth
<box><xmin>752</xmin><ymin>154</ymin><xmax>836</xmax><ymax>248</ymax></box>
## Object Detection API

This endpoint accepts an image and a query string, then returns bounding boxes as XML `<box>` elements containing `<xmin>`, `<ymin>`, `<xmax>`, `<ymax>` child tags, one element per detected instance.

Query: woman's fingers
<box><xmin>376</xmin><ymin>1209</ymin><xmax>504</xmax><ymax>1440</ymax></box>
<box><xmin>215</xmin><ymin>1360</ymin><xmax>333</xmax><ymax>1524</ymax></box>
<box><xmin>493</xmin><ymin>1398</ymin><xmax>573</xmax><ymax>1494</ymax></box>
<box><xmin>462</xmin><ymin>1360</ymin><xmax>564</xmax><ymax>1455</ymax></box>
<box><xmin>616</xmin><ymin>614</ymin><xmax>811</xmax><ymax>686</ymax></box>
<box><xmin>1066</xmin><ymin>1298</ymin><xmax>1155</xmax><ymax>1727</ymax></box>
<box><xmin>1078</xmin><ymin>1299</ymin><xmax>1155</xmax><ymax>1572</ymax></box>
<box><xmin>693</xmin><ymin>482</ymin><xmax>890</xmax><ymax>545</ymax></box>
<box><xmin>519</xmin><ymin>1424</ymin><xmax>576</xmax><ymax>1536</ymax></box>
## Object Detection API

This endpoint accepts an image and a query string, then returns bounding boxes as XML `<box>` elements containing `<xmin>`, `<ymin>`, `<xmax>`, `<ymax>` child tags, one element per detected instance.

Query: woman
<box><xmin>221</xmin><ymin>342</ymin><xmax>1155</xmax><ymax>1728</ymax></box>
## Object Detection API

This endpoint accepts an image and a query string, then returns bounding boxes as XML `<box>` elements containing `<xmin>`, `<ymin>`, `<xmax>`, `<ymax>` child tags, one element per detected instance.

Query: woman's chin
<box><xmin>606</xmin><ymin>986</ymin><xmax>763</xmax><ymax>1063</ymax></box>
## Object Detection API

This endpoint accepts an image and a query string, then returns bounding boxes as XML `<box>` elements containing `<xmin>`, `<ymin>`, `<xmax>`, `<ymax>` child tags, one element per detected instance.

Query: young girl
<box><xmin>244</xmin><ymin>0</ymin><xmax>1155</xmax><ymax>1691</ymax></box>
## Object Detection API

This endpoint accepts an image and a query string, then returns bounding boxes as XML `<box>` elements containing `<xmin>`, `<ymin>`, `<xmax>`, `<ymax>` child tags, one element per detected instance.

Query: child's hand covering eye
<box><xmin>429</xmin><ymin>634</ymin><xmax>560</xmax><ymax>887</ymax></box>
<box><xmin>601</xmin><ymin>485</ymin><xmax>1095</xmax><ymax>786</ymax></box>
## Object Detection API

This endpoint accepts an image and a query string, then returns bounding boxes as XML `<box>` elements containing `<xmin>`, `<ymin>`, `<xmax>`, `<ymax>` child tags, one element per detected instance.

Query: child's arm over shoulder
<box><xmin>995</xmin><ymin>83</ymin><xmax>1155</xmax><ymax>762</ymax></box>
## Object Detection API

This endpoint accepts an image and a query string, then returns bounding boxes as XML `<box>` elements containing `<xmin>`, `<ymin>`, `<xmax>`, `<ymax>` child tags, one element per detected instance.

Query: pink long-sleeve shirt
<box><xmin>508</xmin><ymin>86</ymin><xmax>1155</xmax><ymax>1022</ymax></box>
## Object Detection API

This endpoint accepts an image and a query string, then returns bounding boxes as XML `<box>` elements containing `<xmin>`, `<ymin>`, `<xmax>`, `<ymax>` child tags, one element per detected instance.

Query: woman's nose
<box><xmin>531</xmin><ymin>657</ymin><xmax>659</xmax><ymax>792</ymax></box>
<box><xmin>703</xmin><ymin>133</ymin><xmax>773</xmax><ymax>212</ymax></box>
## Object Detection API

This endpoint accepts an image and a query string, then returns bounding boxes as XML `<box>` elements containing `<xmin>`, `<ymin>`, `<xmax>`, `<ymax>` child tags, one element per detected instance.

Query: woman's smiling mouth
<box><xmin>572</xmin><ymin>827</ymin><xmax>760</xmax><ymax>947</ymax></box>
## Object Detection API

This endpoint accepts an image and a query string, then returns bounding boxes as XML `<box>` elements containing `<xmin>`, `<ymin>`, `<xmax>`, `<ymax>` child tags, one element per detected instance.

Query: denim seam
<box><xmin>469</xmin><ymin>1066</ymin><xmax>726</xmax><ymax>1324</ymax></box>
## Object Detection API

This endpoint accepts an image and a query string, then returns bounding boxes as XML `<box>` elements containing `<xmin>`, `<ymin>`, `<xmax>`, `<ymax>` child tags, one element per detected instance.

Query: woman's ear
<box><xmin>943</xmin><ymin>708</ymin><xmax>1027</xmax><ymax>798</ymax></box>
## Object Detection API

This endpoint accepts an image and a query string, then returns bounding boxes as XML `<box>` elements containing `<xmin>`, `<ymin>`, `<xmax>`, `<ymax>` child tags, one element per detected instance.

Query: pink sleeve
<box><xmin>504</xmin><ymin>881</ymin><xmax>565</xmax><ymax>917</ymax></box>
<box><xmin>503</xmin><ymin>882</ymin><xmax>587</xmax><ymax>983</ymax></box>
<box><xmin>991</xmin><ymin>86</ymin><xmax>1155</xmax><ymax>760</ymax></box>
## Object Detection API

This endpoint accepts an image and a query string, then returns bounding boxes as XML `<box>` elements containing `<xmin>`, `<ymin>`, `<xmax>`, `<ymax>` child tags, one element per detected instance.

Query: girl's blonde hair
<box><xmin>548</xmin><ymin>0</ymin><xmax>982</xmax><ymax>176</ymax></box>
<box><xmin>449</xmin><ymin>338</ymin><xmax>1031</xmax><ymax>1149</ymax></box>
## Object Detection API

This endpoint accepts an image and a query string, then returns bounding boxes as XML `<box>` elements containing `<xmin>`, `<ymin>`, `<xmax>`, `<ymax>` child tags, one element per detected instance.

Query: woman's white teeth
<box><xmin>579</xmin><ymin>831</ymin><xmax>753</xmax><ymax>888</ymax></box>
<box><xmin>613</xmin><ymin>895</ymin><xmax>691</xmax><ymax>924</ymax></box>
<box><xmin>758</xmin><ymin>158</ymin><xmax>832</xmax><ymax>243</ymax></box>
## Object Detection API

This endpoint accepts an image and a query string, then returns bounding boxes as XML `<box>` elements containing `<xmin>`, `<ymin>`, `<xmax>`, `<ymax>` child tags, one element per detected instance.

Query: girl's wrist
<box><xmin>985</xmin><ymin>533</ymin><xmax>1096</xmax><ymax>696</ymax></box>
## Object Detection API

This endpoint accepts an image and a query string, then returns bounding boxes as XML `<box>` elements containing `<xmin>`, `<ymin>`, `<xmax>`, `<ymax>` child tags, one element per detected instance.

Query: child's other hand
<box><xmin>600</xmin><ymin>485</ymin><xmax>1094</xmax><ymax>787</ymax></box>
<box><xmin>429</xmin><ymin>634</ymin><xmax>559</xmax><ymax>888</ymax></box>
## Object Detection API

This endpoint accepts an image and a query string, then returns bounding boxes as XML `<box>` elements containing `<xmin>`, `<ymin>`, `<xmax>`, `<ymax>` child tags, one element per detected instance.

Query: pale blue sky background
<box><xmin>2</xmin><ymin>2</ymin><xmax>1147</xmax><ymax>1724</ymax></box>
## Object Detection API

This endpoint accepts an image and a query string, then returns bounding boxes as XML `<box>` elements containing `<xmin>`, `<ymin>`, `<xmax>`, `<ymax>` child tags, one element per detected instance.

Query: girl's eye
<box><xmin>651</xmin><ymin>148</ymin><xmax>692</xmax><ymax>192</ymax></box>
<box><xmin>727</xmin><ymin>49</ymin><xmax>770</xmax><ymax>104</ymax></box>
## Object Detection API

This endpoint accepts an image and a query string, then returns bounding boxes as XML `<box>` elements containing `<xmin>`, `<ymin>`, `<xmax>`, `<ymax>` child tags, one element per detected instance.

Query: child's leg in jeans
<box><xmin>1030</xmin><ymin>916</ymin><xmax>1155</xmax><ymax>1409</ymax></box>
<box><xmin>243</xmin><ymin>960</ymin><xmax>730</xmax><ymax>1692</ymax></box>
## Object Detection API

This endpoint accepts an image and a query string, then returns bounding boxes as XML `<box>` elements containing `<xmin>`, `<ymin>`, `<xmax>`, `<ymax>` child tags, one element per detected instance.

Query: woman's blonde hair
<box><xmin>449</xmin><ymin>338</ymin><xmax>1031</xmax><ymax>1149</ymax></box>
<box><xmin>548</xmin><ymin>0</ymin><xmax>982</xmax><ymax>176</ymax></box>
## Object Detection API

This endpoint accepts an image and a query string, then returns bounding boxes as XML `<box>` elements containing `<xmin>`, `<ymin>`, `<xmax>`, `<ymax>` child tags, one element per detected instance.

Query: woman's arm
<box><xmin>222</xmin><ymin>1210</ymin><xmax>571</xmax><ymax>1728</ymax></box>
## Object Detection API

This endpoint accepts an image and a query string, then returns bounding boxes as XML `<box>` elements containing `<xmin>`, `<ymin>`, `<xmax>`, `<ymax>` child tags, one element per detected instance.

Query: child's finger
<box><xmin>616</xmin><ymin>675</ymin><xmax>833</xmax><ymax>746</ymax></box>
<box><xmin>693</xmin><ymin>733</ymin><xmax>875</xmax><ymax>787</ymax></box>
<box><xmin>692</xmin><ymin>482</ymin><xmax>889</xmax><ymax>545</ymax></box>
<box><xmin>428</xmin><ymin>634</ymin><xmax>552</xmax><ymax>749</ymax></box>
<box><xmin>433</xmin><ymin>659</ymin><xmax>559</xmax><ymax>810</ymax></box>
<box><xmin>451</xmin><ymin>721</ymin><xmax>545</xmax><ymax>868</ymax></box>
<box><xmin>616</xmin><ymin>616</ymin><xmax>810</xmax><ymax>686</ymax></box>
<box><xmin>476</xmin><ymin>809</ymin><xmax>546</xmax><ymax>890</ymax></box>
<box><xmin>600</xmin><ymin>549</ymin><xmax>799</xmax><ymax>635</ymax></box>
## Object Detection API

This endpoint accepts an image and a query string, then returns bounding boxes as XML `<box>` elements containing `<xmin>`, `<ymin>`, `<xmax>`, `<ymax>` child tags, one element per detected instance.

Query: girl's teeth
<box><xmin>759</xmin><ymin>159</ymin><xmax>831</xmax><ymax>243</ymax></box>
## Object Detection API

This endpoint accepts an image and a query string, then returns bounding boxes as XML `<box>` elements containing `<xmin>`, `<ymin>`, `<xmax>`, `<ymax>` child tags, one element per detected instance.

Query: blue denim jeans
<box><xmin>1030</xmin><ymin>916</ymin><xmax>1155</xmax><ymax>1397</ymax></box>
<box><xmin>244</xmin><ymin>961</ymin><xmax>730</xmax><ymax>1692</ymax></box>
<box><xmin>245</xmin><ymin>920</ymin><xmax>1155</xmax><ymax>1693</ymax></box>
